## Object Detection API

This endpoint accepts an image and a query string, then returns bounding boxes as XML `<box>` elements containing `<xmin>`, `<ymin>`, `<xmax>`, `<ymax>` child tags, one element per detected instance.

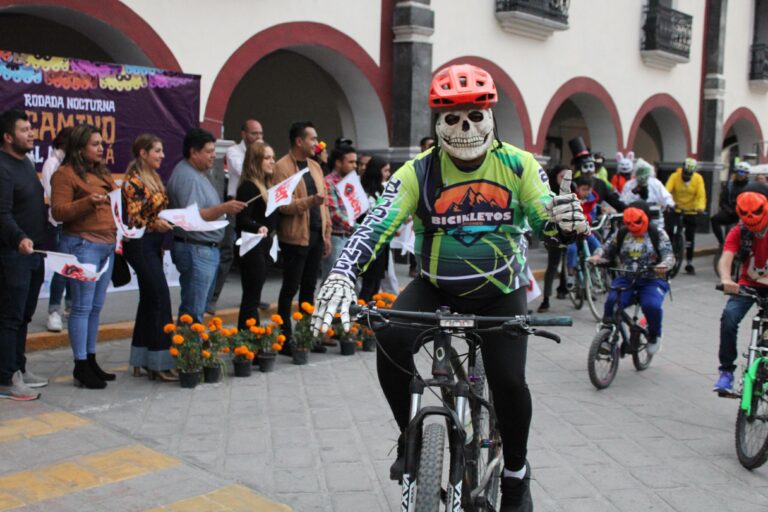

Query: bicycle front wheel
<box><xmin>735</xmin><ymin>370</ymin><xmax>768</xmax><ymax>469</ymax></box>
<box><xmin>467</xmin><ymin>356</ymin><xmax>501</xmax><ymax>509</ymax></box>
<box><xmin>631</xmin><ymin>330</ymin><xmax>653</xmax><ymax>371</ymax></box>
<box><xmin>415</xmin><ymin>423</ymin><xmax>445</xmax><ymax>512</ymax></box>
<box><xmin>588</xmin><ymin>328</ymin><xmax>619</xmax><ymax>389</ymax></box>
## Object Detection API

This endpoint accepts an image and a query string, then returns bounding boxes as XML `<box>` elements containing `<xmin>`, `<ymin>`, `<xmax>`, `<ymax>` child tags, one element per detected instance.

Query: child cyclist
<box><xmin>565</xmin><ymin>176</ymin><xmax>602</xmax><ymax>288</ymax></box>
<box><xmin>714</xmin><ymin>191</ymin><xmax>768</xmax><ymax>395</ymax></box>
<box><xmin>589</xmin><ymin>201</ymin><xmax>674</xmax><ymax>355</ymax></box>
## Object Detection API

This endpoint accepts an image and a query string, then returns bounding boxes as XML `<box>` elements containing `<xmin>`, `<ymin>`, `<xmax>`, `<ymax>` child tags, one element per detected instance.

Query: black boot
<box><xmin>73</xmin><ymin>360</ymin><xmax>107</xmax><ymax>389</ymax></box>
<box><xmin>87</xmin><ymin>353</ymin><xmax>116</xmax><ymax>381</ymax></box>
<box><xmin>389</xmin><ymin>433</ymin><xmax>405</xmax><ymax>481</ymax></box>
<box><xmin>500</xmin><ymin>462</ymin><xmax>532</xmax><ymax>512</ymax></box>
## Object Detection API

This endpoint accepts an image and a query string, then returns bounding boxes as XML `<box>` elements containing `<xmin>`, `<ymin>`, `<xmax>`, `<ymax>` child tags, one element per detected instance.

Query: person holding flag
<box><xmin>321</xmin><ymin>144</ymin><xmax>359</xmax><ymax>280</ymax></box>
<box><xmin>272</xmin><ymin>121</ymin><xmax>330</xmax><ymax>353</ymax></box>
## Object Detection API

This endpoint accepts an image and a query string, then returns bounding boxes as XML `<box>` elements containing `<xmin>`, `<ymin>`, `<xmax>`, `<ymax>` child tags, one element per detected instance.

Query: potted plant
<box><xmin>228</xmin><ymin>327</ymin><xmax>256</xmax><ymax>377</ymax></box>
<box><xmin>166</xmin><ymin>314</ymin><xmax>203</xmax><ymax>388</ymax></box>
<box><xmin>291</xmin><ymin>303</ymin><xmax>317</xmax><ymax>365</ymax></box>
<box><xmin>252</xmin><ymin>315</ymin><xmax>285</xmax><ymax>372</ymax></box>
<box><xmin>359</xmin><ymin>323</ymin><xmax>377</xmax><ymax>352</ymax></box>
<box><xmin>338</xmin><ymin>323</ymin><xmax>358</xmax><ymax>356</ymax></box>
<box><xmin>202</xmin><ymin>317</ymin><xmax>227</xmax><ymax>383</ymax></box>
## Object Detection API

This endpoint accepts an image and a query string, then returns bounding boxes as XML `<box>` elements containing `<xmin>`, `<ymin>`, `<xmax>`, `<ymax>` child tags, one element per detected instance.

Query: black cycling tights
<box><xmin>376</xmin><ymin>278</ymin><xmax>531</xmax><ymax>471</ymax></box>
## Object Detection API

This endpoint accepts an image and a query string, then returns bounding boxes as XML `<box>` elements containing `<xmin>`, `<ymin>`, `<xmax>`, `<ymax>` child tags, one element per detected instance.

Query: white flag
<box><xmin>266</xmin><ymin>168</ymin><xmax>309</xmax><ymax>217</ymax></box>
<box><xmin>159</xmin><ymin>204</ymin><xmax>229</xmax><ymax>232</ymax></box>
<box><xmin>390</xmin><ymin>220</ymin><xmax>415</xmax><ymax>256</ymax></box>
<box><xmin>235</xmin><ymin>232</ymin><xmax>265</xmax><ymax>257</ymax></box>
<box><xmin>108</xmin><ymin>189</ymin><xmax>145</xmax><ymax>241</ymax></box>
<box><xmin>335</xmin><ymin>172</ymin><xmax>370</xmax><ymax>227</ymax></box>
<box><xmin>525</xmin><ymin>267</ymin><xmax>542</xmax><ymax>303</ymax></box>
<box><xmin>269</xmin><ymin>235</ymin><xmax>280</xmax><ymax>262</ymax></box>
<box><xmin>44</xmin><ymin>251</ymin><xmax>110</xmax><ymax>282</ymax></box>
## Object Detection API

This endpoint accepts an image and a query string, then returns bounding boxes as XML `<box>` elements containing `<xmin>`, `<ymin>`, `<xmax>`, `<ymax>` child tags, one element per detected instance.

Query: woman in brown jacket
<box><xmin>51</xmin><ymin>124</ymin><xmax>117</xmax><ymax>389</ymax></box>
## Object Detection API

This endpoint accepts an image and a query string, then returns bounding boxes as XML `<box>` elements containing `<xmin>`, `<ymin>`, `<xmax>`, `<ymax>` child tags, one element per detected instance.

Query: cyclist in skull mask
<box><xmin>665</xmin><ymin>157</ymin><xmax>706</xmax><ymax>274</ymax></box>
<box><xmin>620</xmin><ymin>158</ymin><xmax>675</xmax><ymax>228</ymax></box>
<box><xmin>570</xmin><ymin>137</ymin><xmax>624</xmax><ymax>213</ymax></box>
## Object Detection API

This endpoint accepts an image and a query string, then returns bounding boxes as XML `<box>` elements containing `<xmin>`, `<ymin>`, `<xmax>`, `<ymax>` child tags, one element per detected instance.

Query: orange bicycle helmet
<box><xmin>429</xmin><ymin>64</ymin><xmax>497</xmax><ymax>110</ymax></box>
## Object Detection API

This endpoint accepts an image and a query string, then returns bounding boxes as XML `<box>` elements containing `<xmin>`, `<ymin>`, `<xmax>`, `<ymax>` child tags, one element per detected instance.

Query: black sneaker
<box><xmin>500</xmin><ymin>462</ymin><xmax>532</xmax><ymax>512</ymax></box>
<box><xmin>685</xmin><ymin>264</ymin><xmax>695</xmax><ymax>275</ymax></box>
<box><xmin>537</xmin><ymin>298</ymin><xmax>550</xmax><ymax>313</ymax></box>
<box><xmin>389</xmin><ymin>434</ymin><xmax>405</xmax><ymax>481</ymax></box>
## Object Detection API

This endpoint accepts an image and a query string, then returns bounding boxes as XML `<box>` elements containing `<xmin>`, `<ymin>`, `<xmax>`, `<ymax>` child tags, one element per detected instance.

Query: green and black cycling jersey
<box><xmin>331</xmin><ymin>142</ymin><xmax>561</xmax><ymax>299</ymax></box>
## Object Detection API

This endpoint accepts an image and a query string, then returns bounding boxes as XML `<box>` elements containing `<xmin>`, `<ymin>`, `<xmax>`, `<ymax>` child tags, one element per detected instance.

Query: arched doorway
<box><xmin>536</xmin><ymin>77</ymin><xmax>622</xmax><ymax>165</ymax></box>
<box><xmin>206</xmin><ymin>23</ymin><xmax>389</xmax><ymax>155</ymax></box>
<box><xmin>722</xmin><ymin>107</ymin><xmax>764</xmax><ymax>165</ymax></box>
<box><xmin>626</xmin><ymin>94</ymin><xmax>692</xmax><ymax>164</ymax></box>
<box><xmin>0</xmin><ymin>1</ymin><xmax>178</xmax><ymax>69</ymax></box>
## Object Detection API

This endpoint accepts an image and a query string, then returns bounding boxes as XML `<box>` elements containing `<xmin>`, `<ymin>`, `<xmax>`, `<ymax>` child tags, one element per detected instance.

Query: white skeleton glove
<box><xmin>546</xmin><ymin>169</ymin><xmax>590</xmax><ymax>235</ymax></box>
<box><xmin>312</xmin><ymin>273</ymin><xmax>356</xmax><ymax>335</ymax></box>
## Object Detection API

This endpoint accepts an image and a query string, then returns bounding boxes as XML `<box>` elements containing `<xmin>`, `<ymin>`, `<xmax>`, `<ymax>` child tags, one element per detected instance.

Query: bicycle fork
<box><xmin>740</xmin><ymin>317</ymin><xmax>768</xmax><ymax>413</ymax></box>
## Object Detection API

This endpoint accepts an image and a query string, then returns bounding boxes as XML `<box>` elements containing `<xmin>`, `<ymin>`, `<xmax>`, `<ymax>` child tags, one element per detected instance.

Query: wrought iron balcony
<box><xmin>750</xmin><ymin>44</ymin><xmax>768</xmax><ymax>92</ymax></box>
<box><xmin>641</xmin><ymin>3</ymin><xmax>692</xmax><ymax>67</ymax></box>
<box><xmin>495</xmin><ymin>0</ymin><xmax>569</xmax><ymax>40</ymax></box>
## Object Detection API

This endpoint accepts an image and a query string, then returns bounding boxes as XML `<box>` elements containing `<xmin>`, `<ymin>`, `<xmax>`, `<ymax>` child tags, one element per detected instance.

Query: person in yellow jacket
<box><xmin>665</xmin><ymin>157</ymin><xmax>707</xmax><ymax>274</ymax></box>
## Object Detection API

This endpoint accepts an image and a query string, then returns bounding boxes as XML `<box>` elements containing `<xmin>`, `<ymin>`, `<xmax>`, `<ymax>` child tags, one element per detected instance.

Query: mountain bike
<box><xmin>716</xmin><ymin>285</ymin><xmax>768</xmax><ymax>469</ymax></box>
<box><xmin>351</xmin><ymin>304</ymin><xmax>572</xmax><ymax>511</ymax></box>
<box><xmin>563</xmin><ymin>237</ymin><xmax>607</xmax><ymax>321</ymax></box>
<box><xmin>587</xmin><ymin>266</ymin><xmax>663</xmax><ymax>389</ymax></box>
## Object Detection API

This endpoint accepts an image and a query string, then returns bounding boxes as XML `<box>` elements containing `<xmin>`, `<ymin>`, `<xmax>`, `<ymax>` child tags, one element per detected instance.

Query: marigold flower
<box><xmin>246</xmin><ymin>351</ymin><xmax>255</xmax><ymax>361</ymax></box>
<box><xmin>301</xmin><ymin>302</ymin><xmax>315</xmax><ymax>314</ymax></box>
<box><xmin>350</xmin><ymin>326</ymin><xmax>358</xmax><ymax>333</ymax></box>
<box><xmin>375</xmin><ymin>300</ymin><xmax>386</xmax><ymax>308</ymax></box>
<box><xmin>372</xmin><ymin>293</ymin><xmax>382</xmax><ymax>301</ymax></box>
<box><xmin>169</xmin><ymin>347</ymin><xmax>179</xmax><ymax>357</ymax></box>
<box><xmin>172</xmin><ymin>335</ymin><xmax>184</xmax><ymax>345</ymax></box>
<box><xmin>327</xmin><ymin>327</ymin><xmax>335</xmax><ymax>337</ymax></box>
<box><xmin>266</xmin><ymin>326</ymin><xmax>273</xmax><ymax>335</ymax></box>
<box><xmin>356</xmin><ymin>341</ymin><xmax>363</xmax><ymax>348</ymax></box>
<box><xmin>271</xmin><ymin>343</ymin><xmax>282</xmax><ymax>351</ymax></box>
<box><xmin>277</xmin><ymin>334</ymin><xmax>286</xmax><ymax>343</ymax></box>
<box><xmin>163</xmin><ymin>323</ymin><xmax>175</xmax><ymax>333</ymax></box>
<box><xmin>191</xmin><ymin>323</ymin><xmax>205</xmax><ymax>333</ymax></box>
<box><xmin>334</xmin><ymin>312</ymin><xmax>341</xmax><ymax>319</ymax></box>
<box><xmin>245</xmin><ymin>318</ymin><xmax>257</xmax><ymax>327</ymax></box>
<box><xmin>202</xmin><ymin>350</ymin><xmax>211</xmax><ymax>359</ymax></box>
<box><xmin>213</xmin><ymin>316</ymin><xmax>223</xmax><ymax>326</ymax></box>
<box><xmin>201</xmin><ymin>333</ymin><xmax>209</xmax><ymax>341</ymax></box>
<box><xmin>271</xmin><ymin>314</ymin><xmax>284</xmax><ymax>325</ymax></box>
<box><xmin>179</xmin><ymin>314</ymin><xmax>193</xmax><ymax>324</ymax></box>
<box><xmin>357</xmin><ymin>299</ymin><xmax>366</xmax><ymax>305</ymax></box>
<box><xmin>230</xmin><ymin>328</ymin><xmax>239</xmax><ymax>335</ymax></box>
<box><xmin>249</xmin><ymin>326</ymin><xmax>259</xmax><ymax>334</ymax></box>
<box><xmin>239</xmin><ymin>345</ymin><xmax>249</xmax><ymax>354</ymax></box>
<box><xmin>221</xmin><ymin>347</ymin><xmax>230</xmax><ymax>353</ymax></box>
<box><xmin>292</xmin><ymin>312</ymin><xmax>303</xmax><ymax>321</ymax></box>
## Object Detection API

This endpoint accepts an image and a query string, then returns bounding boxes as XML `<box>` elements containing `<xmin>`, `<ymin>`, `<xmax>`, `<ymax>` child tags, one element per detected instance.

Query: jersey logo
<box><xmin>430</xmin><ymin>180</ymin><xmax>512</xmax><ymax>246</ymax></box>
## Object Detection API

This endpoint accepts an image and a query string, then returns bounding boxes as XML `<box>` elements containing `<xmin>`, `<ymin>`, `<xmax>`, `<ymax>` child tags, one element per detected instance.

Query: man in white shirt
<box><xmin>224</xmin><ymin>119</ymin><xmax>263</xmax><ymax>199</ymax></box>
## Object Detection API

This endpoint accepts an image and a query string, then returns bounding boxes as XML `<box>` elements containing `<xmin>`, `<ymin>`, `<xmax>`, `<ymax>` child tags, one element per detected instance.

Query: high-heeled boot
<box><xmin>73</xmin><ymin>360</ymin><xmax>106</xmax><ymax>389</ymax></box>
<box><xmin>87</xmin><ymin>354</ymin><xmax>116</xmax><ymax>381</ymax></box>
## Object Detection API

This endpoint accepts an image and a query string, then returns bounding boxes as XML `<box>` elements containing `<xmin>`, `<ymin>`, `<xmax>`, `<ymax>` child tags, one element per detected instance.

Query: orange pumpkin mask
<box><xmin>623</xmin><ymin>207</ymin><xmax>649</xmax><ymax>236</ymax></box>
<box><xmin>736</xmin><ymin>192</ymin><xmax>768</xmax><ymax>233</ymax></box>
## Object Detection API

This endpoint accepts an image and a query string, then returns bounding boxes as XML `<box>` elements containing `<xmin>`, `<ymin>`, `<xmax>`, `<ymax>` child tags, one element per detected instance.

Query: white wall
<box><xmin>121</xmin><ymin>0</ymin><xmax>383</xmax><ymax>120</ymax></box>
<box><xmin>431</xmin><ymin>0</ymin><xmax>705</xmax><ymax>153</ymax></box>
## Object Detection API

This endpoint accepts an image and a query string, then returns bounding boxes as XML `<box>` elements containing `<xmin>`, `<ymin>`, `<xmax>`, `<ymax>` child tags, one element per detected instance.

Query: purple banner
<box><xmin>0</xmin><ymin>51</ymin><xmax>200</xmax><ymax>180</ymax></box>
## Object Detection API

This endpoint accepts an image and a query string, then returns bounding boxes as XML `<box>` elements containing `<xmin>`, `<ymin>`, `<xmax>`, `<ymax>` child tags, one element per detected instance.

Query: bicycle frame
<box><xmin>739</xmin><ymin>305</ymin><xmax>768</xmax><ymax>416</ymax></box>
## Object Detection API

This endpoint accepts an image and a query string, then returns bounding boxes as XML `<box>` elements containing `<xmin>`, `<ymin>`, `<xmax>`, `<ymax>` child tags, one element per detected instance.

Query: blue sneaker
<box><xmin>713</xmin><ymin>371</ymin><xmax>734</xmax><ymax>395</ymax></box>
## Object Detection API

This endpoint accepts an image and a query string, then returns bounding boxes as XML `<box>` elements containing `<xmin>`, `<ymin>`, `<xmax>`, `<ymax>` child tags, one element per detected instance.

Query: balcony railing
<box><xmin>641</xmin><ymin>3</ymin><xmax>692</xmax><ymax>59</ymax></box>
<box><xmin>496</xmin><ymin>0</ymin><xmax>569</xmax><ymax>24</ymax></box>
<box><xmin>750</xmin><ymin>44</ymin><xmax>768</xmax><ymax>81</ymax></box>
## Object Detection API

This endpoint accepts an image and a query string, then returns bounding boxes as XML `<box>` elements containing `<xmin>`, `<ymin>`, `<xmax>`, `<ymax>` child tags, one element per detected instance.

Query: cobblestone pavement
<box><xmin>4</xmin><ymin>254</ymin><xmax>768</xmax><ymax>511</ymax></box>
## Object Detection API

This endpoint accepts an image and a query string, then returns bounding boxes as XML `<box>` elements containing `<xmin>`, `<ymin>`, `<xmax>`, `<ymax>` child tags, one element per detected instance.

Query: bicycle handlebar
<box><xmin>349</xmin><ymin>304</ymin><xmax>572</xmax><ymax>327</ymax></box>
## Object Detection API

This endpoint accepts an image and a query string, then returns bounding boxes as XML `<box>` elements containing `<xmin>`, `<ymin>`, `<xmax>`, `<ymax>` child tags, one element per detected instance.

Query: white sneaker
<box><xmin>46</xmin><ymin>311</ymin><xmax>63</xmax><ymax>332</ymax></box>
<box><xmin>646</xmin><ymin>337</ymin><xmax>662</xmax><ymax>356</ymax></box>
<box><xmin>22</xmin><ymin>370</ymin><xmax>48</xmax><ymax>388</ymax></box>
<box><xmin>0</xmin><ymin>371</ymin><xmax>40</xmax><ymax>401</ymax></box>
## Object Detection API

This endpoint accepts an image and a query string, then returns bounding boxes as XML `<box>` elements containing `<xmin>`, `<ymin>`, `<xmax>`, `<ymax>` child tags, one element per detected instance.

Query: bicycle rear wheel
<box><xmin>735</xmin><ymin>366</ymin><xmax>768</xmax><ymax>469</ymax></box>
<box><xmin>588</xmin><ymin>328</ymin><xmax>619</xmax><ymax>389</ymax></box>
<box><xmin>415</xmin><ymin>423</ymin><xmax>446</xmax><ymax>512</ymax></box>
<box><xmin>568</xmin><ymin>272</ymin><xmax>584</xmax><ymax>310</ymax></box>
<box><xmin>467</xmin><ymin>356</ymin><xmax>501</xmax><ymax>509</ymax></box>
<box><xmin>630</xmin><ymin>330</ymin><xmax>653</xmax><ymax>371</ymax></box>
<box><xmin>669</xmin><ymin>232</ymin><xmax>684</xmax><ymax>278</ymax></box>
<box><xmin>584</xmin><ymin>265</ymin><xmax>606</xmax><ymax>321</ymax></box>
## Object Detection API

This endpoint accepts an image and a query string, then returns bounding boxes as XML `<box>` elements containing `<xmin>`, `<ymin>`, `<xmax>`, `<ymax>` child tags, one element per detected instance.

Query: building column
<box><xmin>389</xmin><ymin>0</ymin><xmax>434</xmax><ymax>164</ymax></box>
<box><xmin>699</xmin><ymin>0</ymin><xmax>728</xmax><ymax>219</ymax></box>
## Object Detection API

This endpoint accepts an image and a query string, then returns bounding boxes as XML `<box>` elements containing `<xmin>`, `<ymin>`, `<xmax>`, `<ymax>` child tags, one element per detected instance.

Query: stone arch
<box><xmin>723</xmin><ymin>107</ymin><xmax>765</xmax><ymax>162</ymax></box>
<box><xmin>626</xmin><ymin>93</ymin><xmax>692</xmax><ymax>162</ymax></box>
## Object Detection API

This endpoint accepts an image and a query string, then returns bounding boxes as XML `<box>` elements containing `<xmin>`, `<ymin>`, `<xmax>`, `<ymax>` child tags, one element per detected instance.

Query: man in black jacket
<box><xmin>711</xmin><ymin>161</ymin><xmax>751</xmax><ymax>245</ymax></box>
<box><xmin>0</xmin><ymin>110</ymin><xmax>48</xmax><ymax>400</ymax></box>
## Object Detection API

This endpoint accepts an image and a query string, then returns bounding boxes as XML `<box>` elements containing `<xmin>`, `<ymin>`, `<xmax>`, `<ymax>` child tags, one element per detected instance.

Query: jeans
<box><xmin>278</xmin><ymin>230</ymin><xmax>323</xmax><ymax>339</ymax></box>
<box><xmin>47</xmin><ymin>224</ymin><xmax>70</xmax><ymax>313</ymax></box>
<box><xmin>603</xmin><ymin>276</ymin><xmax>668</xmax><ymax>338</ymax></box>
<box><xmin>0</xmin><ymin>251</ymin><xmax>44</xmax><ymax>384</ymax></box>
<box><xmin>58</xmin><ymin>234</ymin><xmax>115</xmax><ymax>361</ymax></box>
<box><xmin>566</xmin><ymin>234</ymin><xmax>601</xmax><ymax>270</ymax></box>
<box><xmin>719</xmin><ymin>294</ymin><xmax>763</xmax><ymax>372</ymax></box>
<box><xmin>321</xmin><ymin>234</ymin><xmax>348</xmax><ymax>281</ymax></box>
<box><xmin>171</xmin><ymin>241</ymin><xmax>220</xmax><ymax>324</ymax></box>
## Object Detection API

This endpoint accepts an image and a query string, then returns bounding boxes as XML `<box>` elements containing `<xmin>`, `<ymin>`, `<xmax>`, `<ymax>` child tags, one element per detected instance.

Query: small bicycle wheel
<box><xmin>415</xmin><ymin>423</ymin><xmax>446</xmax><ymax>512</ymax></box>
<box><xmin>735</xmin><ymin>367</ymin><xmax>768</xmax><ymax>469</ymax></box>
<box><xmin>588</xmin><ymin>328</ymin><xmax>620</xmax><ymax>389</ymax></box>
<box><xmin>630</xmin><ymin>330</ymin><xmax>654</xmax><ymax>371</ymax></box>
<box><xmin>669</xmin><ymin>233</ymin><xmax>683</xmax><ymax>278</ymax></box>
<box><xmin>467</xmin><ymin>356</ymin><xmax>501</xmax><ymax>509</ymax></box>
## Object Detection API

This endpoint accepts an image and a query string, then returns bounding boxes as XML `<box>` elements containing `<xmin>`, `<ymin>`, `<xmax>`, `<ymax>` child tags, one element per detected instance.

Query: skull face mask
<box><xmin>736</xmin><ymin>192</ymin><xmax>768</xmax><ymax>233</ymax></box>
<box><xmin>623</xmin><ymin>207</ymin><xmax>649</xmax><ymax>236</ymax></box>
<box><xmin>435</xmin><ymin>109</ymin><xmax>494</xmax><ymax>161</ymax></box>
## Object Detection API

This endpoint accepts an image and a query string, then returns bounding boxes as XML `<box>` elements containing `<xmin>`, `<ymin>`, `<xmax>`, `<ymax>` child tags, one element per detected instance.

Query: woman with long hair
<box><xmin>122</xmin><ymin>134</ymin><xmax>176</xmax><ymax>381</ymax></box>
<box><xmin>358</xmin><ymin>156</ymin><xmax>391</xmax><ymax>301</ymax></box>
<box><xmin>236</xmin><ymin>141</ymin><xmax>278</xmax><ymax>330</ymax></box>
<box><xmin>51</xmin><ymin>124</ymin><xmax>117</xmax><ymax>389</ymax></box>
